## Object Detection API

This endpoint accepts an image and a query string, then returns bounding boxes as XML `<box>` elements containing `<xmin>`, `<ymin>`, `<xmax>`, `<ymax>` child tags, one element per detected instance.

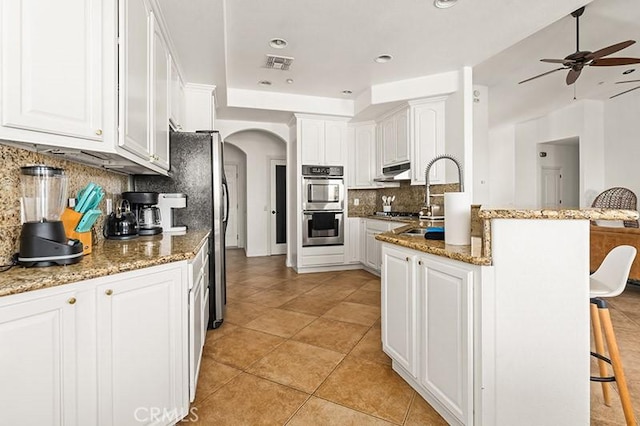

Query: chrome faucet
<box><xmin>421</xmin><ymin>154</ymin><xmax>464</xmax><ymax>218</ymax></box>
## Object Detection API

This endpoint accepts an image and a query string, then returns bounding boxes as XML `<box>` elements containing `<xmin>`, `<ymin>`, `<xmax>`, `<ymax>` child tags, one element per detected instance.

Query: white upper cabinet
<box><xmin>151</xmin><ymin>13</ymin><xmax>170</xmax><ymax>170</ymax></box>
<box><xmin>183</xmin><ymin>84</ymin><xmax>216</xmax><ymax>132</ymax></box>
<box><xmin>379</xmin><ymin>107</ymin><xmax>410</xmax><ymax>167</ymax></box>
<box><xmin>347</xmin><ymin>122</ymin><xmax>382</xmax><ymax>189</ymax></box>
<box><xmin>118</xmin><ymin>0</ymin><xmax>152</xmax><ymax>159</ymax></box>
<box><xmin>299</xmin><ymin>116</ymin><xmax>346</xmax><ymax>166</ymax></box>
<box><xmin>0</xmin><ymin>0</ymin><xmax>107</xmax><ymax>146</ymax></box>
<box><xmin>169</xmin><ymin>56</ymin><xmax>185</xmax><ymax>131</ymax></box>
<box><xmin>119</xmin><ymin>1</ymin><xmax>172</xmax><ymax>171</ymax></box>
<box><xmin>410</xmin><ymin>98</ymin><xmax>446</xmax><ymax>185</ymax></box>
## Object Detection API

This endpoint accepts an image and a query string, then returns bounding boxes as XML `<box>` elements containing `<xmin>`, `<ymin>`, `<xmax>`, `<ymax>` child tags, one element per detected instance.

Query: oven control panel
<box><xmin>302</xmin><ymin>165</ymin><xmax>344</xmax><ymax>177</ymax></box>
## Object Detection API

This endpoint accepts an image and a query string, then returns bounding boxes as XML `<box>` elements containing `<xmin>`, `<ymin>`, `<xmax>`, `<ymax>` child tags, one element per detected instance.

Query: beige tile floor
<box><xmin>186</xmin><ymin>249</ymin><xmax>640</xmax><ymax>425</ymax></box>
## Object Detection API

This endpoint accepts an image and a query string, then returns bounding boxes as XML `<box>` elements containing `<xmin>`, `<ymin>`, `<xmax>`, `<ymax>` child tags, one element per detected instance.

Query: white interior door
<box><xmin>270</xmin><ymin>159</ymin><xmax>287</xmax><ymax>255</ymax></box>
<box><xmin>224</xmin><ymin>164</ymin><xmax>238</xmax><ymax>247</ymax></box>
<box><xmin>540</xmin><ymin>166</ymin><xmax>562</xmax><ymax>208</ymax></box>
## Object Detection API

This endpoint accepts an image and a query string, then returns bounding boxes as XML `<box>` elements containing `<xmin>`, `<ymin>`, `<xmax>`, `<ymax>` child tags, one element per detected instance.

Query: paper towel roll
<box><xmin>444</xmin><ymin>192</ymin><xmax>471</xmax><ymax>245</ymax></box>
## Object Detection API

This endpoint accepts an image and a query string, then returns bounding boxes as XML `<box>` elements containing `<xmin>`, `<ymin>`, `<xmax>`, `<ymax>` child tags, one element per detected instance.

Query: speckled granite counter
<box><xmin>376</xmin><ymin>222</ymin><xmax>490</xmax><ymax>266</ymax></box>
<box><xmin>349</xmin><ymin>214</ymin><xmax>418</xmax><ymax>224</ymax></box>
<box><xmin>478</xmin><ymin>207</ymin><xmax>639</xmax><ymax>220</ymax></box>
<box><xmin>0</xmin><ymin>230</ymin><xmax>210</xmax><ymax>297</ymax></box>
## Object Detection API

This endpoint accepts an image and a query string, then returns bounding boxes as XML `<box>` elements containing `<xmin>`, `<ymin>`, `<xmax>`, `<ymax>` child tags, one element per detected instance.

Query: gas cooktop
<box><xmin>374</xmin><ymin>211</ymin><xmax>419</xmax><ymax>218</ymax></box>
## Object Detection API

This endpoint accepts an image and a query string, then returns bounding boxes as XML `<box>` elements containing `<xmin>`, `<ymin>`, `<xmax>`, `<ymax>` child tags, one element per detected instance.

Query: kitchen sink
<box><xmin>401</xmin><ymin>228</ymin><xmax>429</xmax><ymax>236</ymax></box>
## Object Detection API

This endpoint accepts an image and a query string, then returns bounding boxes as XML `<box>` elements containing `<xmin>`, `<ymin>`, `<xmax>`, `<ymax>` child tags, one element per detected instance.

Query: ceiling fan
<box><xmin>610</xmin><ymin>79</ymin><xmax>640</xmax><ymax>99</ymax></box>
<box><xmin>519</xmin><ymin>6</ymin><xmax>640</xmax><ymax>86</ymax></box>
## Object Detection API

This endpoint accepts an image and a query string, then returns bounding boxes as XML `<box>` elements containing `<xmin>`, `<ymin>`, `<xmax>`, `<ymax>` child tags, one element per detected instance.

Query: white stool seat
<box><xmin>589</xmin><ymin>245</ymin><xmax>636</xmax><ymax>298</ymax></box>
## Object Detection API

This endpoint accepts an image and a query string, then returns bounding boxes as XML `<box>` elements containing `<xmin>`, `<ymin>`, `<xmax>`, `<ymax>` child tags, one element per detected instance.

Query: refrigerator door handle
<box><xmin>222</xmin><ymin>181</ymin><xmax>229</xmax><ymax>223</ymax></box>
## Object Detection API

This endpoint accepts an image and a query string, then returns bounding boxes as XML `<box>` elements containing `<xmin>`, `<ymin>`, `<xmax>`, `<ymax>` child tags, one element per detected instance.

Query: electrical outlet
<box><xmin>354</xmin><ymin>198</ymin><xmax>360</xmax><ymax>206</ymax></box>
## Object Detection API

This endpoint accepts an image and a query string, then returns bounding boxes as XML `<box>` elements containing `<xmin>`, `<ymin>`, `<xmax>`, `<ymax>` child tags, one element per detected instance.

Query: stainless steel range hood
<box><xmin>374</xmin><ymin>162</ymin><xmax>411</xmax><ymax>182</ymax></box>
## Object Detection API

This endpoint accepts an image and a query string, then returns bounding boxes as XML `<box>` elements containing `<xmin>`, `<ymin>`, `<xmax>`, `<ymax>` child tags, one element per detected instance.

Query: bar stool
<box><xmin>590</xmin><ymin>245</ymin><xmax>637</xmax><ymax>426</ymax></box>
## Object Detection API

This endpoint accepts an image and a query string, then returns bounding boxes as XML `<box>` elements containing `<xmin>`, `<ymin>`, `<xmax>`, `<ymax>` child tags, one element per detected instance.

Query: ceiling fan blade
<box><xmin>566</xmin><ymin>68</ymin><xmax>581</xmax><ymax>85</ymax></box>
<box><xmin>610</xmin><ymin>85</ymin><xmax>640</xmax><ymax>99</ymax></box>
<box><xmin>591</xmin><ymin>57</ymin><xmax>640</xmax><ymax>66</ymax></box>
<box><xmin>518</xmin><ymin>67</ymin><xmax>566</xmax><ymax>84</ymax></box>
<box><xmin>587</xmin><ymin>40</ymin><xmax>636</xmax><ymax>60</ymax></box>
<box><xmin>616</xmin><ymin>79</ymin><xmax>640</xmax><ymax>84</ymax></box>
<box><xmin>541</xmin><ymin>59</ymin><xmax>570</xmax><ymax>64</ymax></box>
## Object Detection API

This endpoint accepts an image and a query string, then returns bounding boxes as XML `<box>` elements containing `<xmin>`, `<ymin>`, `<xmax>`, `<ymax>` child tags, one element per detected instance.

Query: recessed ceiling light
<box><xmin>269</xmin><ymin>38</ymin><xmax>288</xmax><ymax>49</ymax></box>
<box><xmin>374</xmin><ymin>54</ymin><xmax>393</xmax><ymax>63</ymax></box>
<box><xmin>342</xmin><ymin>90</ymin><xmax>353</xmax><ymax>95</ymax></box>
<box><xmin>434</xmin><ymin>0</ymin><xmax>458</xmax><ymax>8</ymax></box>
<box><xmin>286</xmin><ymin>78</ymin><xmax>294</xmax><ymax>84</ymax></box>
<box><xmin>258</xmin><ymin>80</ymin><xmax>272</xmax><ymax>86</ymax></box>
<box><xmin>623</xmin><ymin>69</ymin><xmax>636</xmax><ymax>75</ymax></box>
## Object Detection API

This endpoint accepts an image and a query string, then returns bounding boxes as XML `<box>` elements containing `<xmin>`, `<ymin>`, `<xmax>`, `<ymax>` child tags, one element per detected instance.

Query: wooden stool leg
<box><xmin>591</xmin><ymin>302</ymin><xmax>611</xmax><ymax>406</ymax></box>
<box><xmin>599</xmin><ymin>306</ymin><xmax>637</xmax><ymax>426</ymax></box>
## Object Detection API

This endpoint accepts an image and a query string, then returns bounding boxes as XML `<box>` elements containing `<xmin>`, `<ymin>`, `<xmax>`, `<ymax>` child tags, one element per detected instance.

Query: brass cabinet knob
<box><xmin>95</xmin><ymin>129</ymin><xmax>103</xmax><ymax>136</ymax></box>
<box><xmin>68</xmin><ymin>297</ymin><xmax>76</xmax><ymax>305</ymax></box>
<box><xmin>105</xmin><ymin>289</ymin><xmax>113</xmax><ymax>296</ymax></box>
<box><xmin>405</xmin><ymin>257</ymin><xmax>409</xmax><ymax>261</ymax></box>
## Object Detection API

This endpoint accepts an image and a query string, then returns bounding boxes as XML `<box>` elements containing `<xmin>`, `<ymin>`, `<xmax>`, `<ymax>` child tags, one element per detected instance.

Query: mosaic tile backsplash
<box><xmin>0</xmin><ymin>143</ymin><xmax>129</xmax><ymax>264</ymax></box>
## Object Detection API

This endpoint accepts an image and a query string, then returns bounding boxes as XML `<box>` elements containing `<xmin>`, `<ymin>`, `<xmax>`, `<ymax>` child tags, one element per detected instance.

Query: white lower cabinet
<box><xmin>382</xmin><ymin>243</ymin><xmax>474</xmax><ymax>426</ymax></box>
<box><xmin>381</xmin><ymin>245</ymin><xmax>417</xmax><ymax>376</ymax></box>
<box><xmin>0</xmin><ymin>262</ymin><xmax>188</xmax><ymax>426</ymax></box>
<box><xmin>345</xmin><ymin>218</ymin><xmax>361</xmax><ymax>264</ymax></box>
<box><xmin>363</xmin><ymin>219</ymin><xmax>406</xmax><ymax>273</ymax></box>
<box><xmin>96</xmin><ymin>265</ymin><xmax>186</xmax><ymax>426</ymax></box>
<box><xmin>0</xmin><ymin>290</ymin><xmax>82</xmax><ymax>426</ymax></box>
<box><xmin>416</xmin><ymin>256</ymin><xmax>473</xmax><ymax>425</ymax></box>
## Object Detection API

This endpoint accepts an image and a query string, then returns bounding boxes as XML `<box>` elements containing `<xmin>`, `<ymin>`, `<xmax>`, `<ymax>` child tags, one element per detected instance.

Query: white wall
<box><xmin>489</xmin><ymin>100</ymin><xmax>605</xmax><ymax>207</ymax></box>
<box><xmin>224</xmin><ymin>143</ymin><xmax>247</xmax><ymax>248</ymax></box>
<box><xmin>473</xmin><ymin>85</ymin><xmax>490</xmax><ymax>204</ymax></box>
<box><xmin>488</xmin><ymin>124</ymin><xmax>516</xmax><ymax>206</ymax></box>
<box><xmin>604</xmin><ymin>88</ymin><xmax>640</xmax><ymax>200</ymax></box>
<box><xmin>224</xmin><ymin>130</ymin><xmax>286</xmax><ymax>257</ymax></box>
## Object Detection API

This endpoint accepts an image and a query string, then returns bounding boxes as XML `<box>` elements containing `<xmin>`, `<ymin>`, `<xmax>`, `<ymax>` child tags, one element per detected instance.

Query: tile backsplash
<box><xmin>0</xmin><ymin>143</ymin><xmax>129</xmax><ymax>264</ymax></box>
<box><xmin>348</xmin><ymin>182</ymin><xmax>461</xmax><ymax>216</ymax></box>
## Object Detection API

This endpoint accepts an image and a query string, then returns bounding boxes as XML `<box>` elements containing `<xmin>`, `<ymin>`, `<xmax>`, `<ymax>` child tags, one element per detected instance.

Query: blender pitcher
<box><xmin>17</xmin><ymin>165</ymin><xmax>84</xmax><ymax>267</ymax></box>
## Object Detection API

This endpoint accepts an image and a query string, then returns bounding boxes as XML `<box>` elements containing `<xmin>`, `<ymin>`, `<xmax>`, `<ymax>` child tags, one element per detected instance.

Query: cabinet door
<box><xmin>364</xmin><ymin>230</ymin><xmax>379</xmax><ymax>271</ymax></box>
<box><xmin>151</xmin><ymin>14</ymin><xmax>170</xmax><ymax>170</ymax></box>
<box><xmin>412</xmin><ymin>100</ymin><xmax>445</xmax><ymax>185</ymax></box>
<box><xmin>381</xmin><ymin>245</ymin><xmax>417</xmax><ymax>376</ymax></box>
<box><xmin>395</xmin><ymin>109</ymin><xmax>410</xmax><ymax>163</ymax></box>
<box><xmin>300</xmin><ymin>119</ymin><xmax>325</xmax><ymax>165</ymax></box>
<box><xmin>381</xmin><ymin>117</ymin><xmax>396</xmax><ymax>166</ymax></box>
<box><xmin>375</xmin><ymin>124</ymin><xmax>384</xmax><ymax>179</ymax></box>
<box><xmin>119</xmin><ymin>0</ymin><xmax>152</xmax><ymax>159</ymax></box>
<box><xmin>417</xmin><ymin>256</ymin><xmax>472</xmax><ymax>424</ymax></box>
<box><xmin>346</xmin><ymin>218</ymin><xmax>360</xmax><ymax>263</ymax></box>
<box><xmin>169</xmin><ymin>56</ymin><xmax>182</xmax><ymax>130</ymax></box>
<box><xmin>353</xmin><ymin>124</ymin><xmax>376</xmax><ymax>187</ymax></box>
<box><xmin>324</xmin><ymin>121</ymin><xmax>345</xmax><ymax>166</ymax></box>
<box><xmin>0</xmin><ymin>291</ymin><xmax>79</xmax><ymax>426</ymax></box>
<box><xmin>2</xmin><ymin>0</ymin><xmax>103</xmax><ymax>142</ymax></box>
<box><xmin>97</xmin><ymin>266</ymin><xmax>186</xmax><ymax>426</ymax></box>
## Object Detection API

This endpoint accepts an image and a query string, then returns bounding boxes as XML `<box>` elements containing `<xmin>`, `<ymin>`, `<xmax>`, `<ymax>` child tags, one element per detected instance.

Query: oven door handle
<box><xmin>303</xmin><ymin>211</ymin><xmax>343</xmax><ymax>215</ymax></box>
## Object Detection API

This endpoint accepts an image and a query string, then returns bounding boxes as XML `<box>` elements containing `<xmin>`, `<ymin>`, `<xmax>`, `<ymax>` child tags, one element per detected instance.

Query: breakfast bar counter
<box><xmin>0</xmin><ymin>229</ymin><xmax>210</xmax><ymax>297</ymax></box>
<box><xmin>377</xmin><ymin>207</ymin><xmax>638</xmax><ymax>426</ymax></box>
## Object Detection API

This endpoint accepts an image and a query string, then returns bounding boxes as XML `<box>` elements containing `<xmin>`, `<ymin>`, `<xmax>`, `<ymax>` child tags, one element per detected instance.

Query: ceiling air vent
<box><xmin>265</xmin><ymin>54</ymin><xmax>294</xmax><ymax>70</ymax></box>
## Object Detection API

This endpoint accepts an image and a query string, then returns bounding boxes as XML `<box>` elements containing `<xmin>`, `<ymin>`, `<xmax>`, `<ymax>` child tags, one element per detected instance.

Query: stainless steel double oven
<box><xmin>302</xmin><ymin>165</ymin><xmax>344</xmax><ymax>247</ymax></box>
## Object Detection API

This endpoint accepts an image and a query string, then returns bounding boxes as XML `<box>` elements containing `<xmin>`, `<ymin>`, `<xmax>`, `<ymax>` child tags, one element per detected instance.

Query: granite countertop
<box><xmin>375</xmin><ymin>222</ymin><xmax>490</xmax><ymax>266</ymax></box>
<box><xmin>349</xmin><ymin>214</ymin><xmax>419</xmax><ymax>224</ymax></box>
<box><xmin>0</xmin><ymin>230</ymin><xmax>210</xmax><ymax>297</ymax></box>
<box><xmin>479</xmin><ymin>207</ymin><xmax>639</xmax><ymax>220</ymax></box>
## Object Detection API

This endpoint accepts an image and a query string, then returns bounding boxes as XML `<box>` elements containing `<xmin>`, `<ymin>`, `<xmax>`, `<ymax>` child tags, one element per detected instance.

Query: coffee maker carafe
<box><xmin>122</xmin><ymin>192</ymin><xmax>162</xmax><ymax>236</ymax></box>
<box><xmin>18</xmin><ymin>165</ymin><xmax>84</xmax><ymax>267</ymax></box>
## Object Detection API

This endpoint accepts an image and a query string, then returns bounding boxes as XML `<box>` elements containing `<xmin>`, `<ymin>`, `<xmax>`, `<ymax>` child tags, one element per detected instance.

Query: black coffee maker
<box><xmin>122</xmin><ymin>192</ymin><xmax>163</xmax><ymax>236</ymax></box>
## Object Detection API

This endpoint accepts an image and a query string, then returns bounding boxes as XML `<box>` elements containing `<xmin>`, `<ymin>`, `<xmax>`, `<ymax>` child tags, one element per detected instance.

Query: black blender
<box><xmin>17</xmin><ymin>165</ymin><xmax>84</xmax><ymax>267</ymax></box>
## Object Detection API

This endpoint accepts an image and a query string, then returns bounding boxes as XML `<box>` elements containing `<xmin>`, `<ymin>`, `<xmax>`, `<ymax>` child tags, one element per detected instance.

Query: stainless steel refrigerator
<box><xmin>133</xmin><ymin>130</ymin><xmax>228</xmax><ymax>329</ymax></box>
